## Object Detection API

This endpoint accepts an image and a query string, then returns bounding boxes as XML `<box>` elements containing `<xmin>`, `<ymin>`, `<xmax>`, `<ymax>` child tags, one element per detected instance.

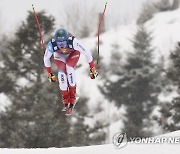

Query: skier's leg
<box><xmin>55</xmin><ymin>59</ymin><xmax>69</xmax><ymax>106</ymax></box>
<box><xmin>58</xmin><ymin>70</ymin><xmax>69</xmax><ymax>104</ymax></box>
<box><xmin>66</xmin><ymin>50</ymin><xmax>80</xmax><ymax>106</ymax></box>
<box><xmin>64</xmin><ymin>51</ymin><xmax>80</xmax><ymax>115</ymax></box>
<box><xmin>66</xmin><ymin>65</ymin><xmax>76</xmax><ymax>106</ymax></box>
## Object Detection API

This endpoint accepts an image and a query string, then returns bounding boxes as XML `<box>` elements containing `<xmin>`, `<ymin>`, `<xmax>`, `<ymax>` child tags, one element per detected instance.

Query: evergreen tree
<box><xmin>137</xmin><ymin>0</ymin><xmax>176</xmax><ymax>25</ymax></box>
<box><xmin>109</xmin><ymin>43</ymin><xmax>122</xmax><ymax>76</ymax></box>
<box><xmin>0</xmin><ymin>36</ymin><xmax>15</xmax><ymax>94</ymax></box>
<box><xmin>157</xmin><ymin>44</ymin><xmax>180</xmax><ymax>132</ymax></box>
<box><xmin>154</xmin><ymin>0</ymin><xmax>172</xmax><ymax>12</ymax></box>
<box><xmin>100</xmin><ymin>26</ymin><xmax>162</xmax><ymax>137</ymax></box>
<box><xmin>137</xmin><ymin>2</ymin><xmax>158</xmax><ymax>25</ymax></box>
<box><xmin>171</xmin><ymin>0</ymin><xmax>180</xmax><ymax>10</ymax></box>
<box><xmin>69</xmin><ymin>97</ymin><xmax>106</xmax><ymax>146</ymax></box>
<box><xmin>80</xmin><ymin>23</ymin><xmax>90</xmax><ymax>38</ymax></box>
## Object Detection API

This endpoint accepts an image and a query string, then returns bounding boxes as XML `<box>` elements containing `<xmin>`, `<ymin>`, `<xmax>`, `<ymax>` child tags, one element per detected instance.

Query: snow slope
<box><xmin>75</xmin><ymin>7</ymin><xmax>180</xmax><ymax>139</ymax></box>
<box><xmin>0</xmin><ymin>130</ymin><xmax>180</xmax><ymax>154</ymax></box>
<box><xmin>145</xmin><ymin>8</ymin><xmax>180</xmax><ymax>65</ymax></box>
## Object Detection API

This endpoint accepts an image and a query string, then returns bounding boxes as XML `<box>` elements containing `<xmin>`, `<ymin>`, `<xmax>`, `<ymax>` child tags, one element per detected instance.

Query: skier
<box><xmin>43</xmin><ymin>29</ymin><xmax>98</xmax><ymax>115</ymax></box>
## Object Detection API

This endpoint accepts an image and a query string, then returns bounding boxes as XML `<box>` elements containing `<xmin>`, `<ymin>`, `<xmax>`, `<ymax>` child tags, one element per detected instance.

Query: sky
<box><xmin>0</xmin><ymin>0</ymin><xmax>154</xmax><ymax>34</ymax></box>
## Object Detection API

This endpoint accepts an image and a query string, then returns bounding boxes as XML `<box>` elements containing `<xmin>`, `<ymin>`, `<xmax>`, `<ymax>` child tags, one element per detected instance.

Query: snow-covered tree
<box><xmin>154</xmin><ymin>0</ymin><xmax>172</xmax><ymax>12</ymax></box>
<box><xmin>171</xmin><ymin>0</ymin><xmax>180</xmax><ymax>10</ymax></box>
<box><xmin>157</xmin><ymin>44</ymin><xmax>180</xmax><ymax>132</ymax></box>
<box><xmin>100</xmin><ymin>26</ymin><xmax>162</xmax><ymax>137</ymax></box>
<box><xmin>137</xmin><ymin>2</ymin><xmax>158</xmax><ymax>25</ymax></box>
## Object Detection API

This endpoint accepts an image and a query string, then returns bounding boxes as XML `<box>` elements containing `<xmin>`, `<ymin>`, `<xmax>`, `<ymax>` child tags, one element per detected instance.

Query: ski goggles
<box><xmin>57</xmin><ymin>41</ymin><xmax>67</xmax><ymax>49</ymax></box>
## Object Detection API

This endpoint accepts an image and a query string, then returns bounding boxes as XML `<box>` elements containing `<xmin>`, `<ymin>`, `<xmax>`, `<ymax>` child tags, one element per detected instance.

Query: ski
<box><xmin>72</xmin><ymin>96</ymin><xmax>79</xmax><ymax>109</ymax></box>
<box><xmin>64</xmin><ymin>96</ymin><xmax>80</xmax><ymax>116</ymax></box>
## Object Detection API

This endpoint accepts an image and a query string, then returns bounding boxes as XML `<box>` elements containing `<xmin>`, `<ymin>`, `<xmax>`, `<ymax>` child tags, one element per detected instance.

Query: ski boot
<box><xmin>65</xmin><ymin>86</ymin><xmax>76</xmax><ymax>116</ymax></box>
<box><xmin>62</xmin><ymin>104</ymin><xmax>69</xmax><ymax>112</ymax></box>
<box><xmin>61</xmin><ymin>90</ymin><xmax>69</xmax><ymax>112</ymax></box>
<box><xmin>65</xmin><ymin>104</ymin><xmax>73</xmax><ymax>116</ymax></box>
<box><xmin>69</xmin><ymin>86</ymin><xmax>76</xmax><ymax>104</ymax></box>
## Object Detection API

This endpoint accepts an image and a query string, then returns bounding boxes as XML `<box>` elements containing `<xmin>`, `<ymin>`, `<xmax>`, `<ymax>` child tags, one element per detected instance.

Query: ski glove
<box><xmin>89</xmin><ymin>67</ymin><xmax>98</xmax><ymax>79</ymax></box>
<box><xmin>48</xmin><ymin>73</ymin><xmax>57</xmax><ymax>82</ymax></box>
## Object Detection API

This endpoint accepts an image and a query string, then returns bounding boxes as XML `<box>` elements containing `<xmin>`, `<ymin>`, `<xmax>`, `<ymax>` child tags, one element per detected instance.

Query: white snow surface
<box><xmin>0</xmin><ymin>130</ymin><xmax>180</xmax><ymax>154</ymax></box>
<box><xmin>145</xmin><ymin>8</ymin><xmax>180</xmax><ymax>65</ymax></box>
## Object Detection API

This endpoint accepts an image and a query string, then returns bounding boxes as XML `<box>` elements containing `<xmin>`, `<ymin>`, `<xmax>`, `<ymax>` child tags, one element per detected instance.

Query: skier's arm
<box><xmin>73</xmin><ymin>38</ymin><xmax>93</xmax><ymax>65</ymax></box>
<box><xmin>43</xmin><ymin>42</ymin><xmax>57</xmax><ymax>82</ymax></box>
<box><xmin>44</xmin><ymin>48</ymin><xmax>53</xmax><ymax>73</ymax></box>
<box><xmin>73</xmin><ymin>38</ymin><xmax>98</xmax><ymax>79</ymax></box>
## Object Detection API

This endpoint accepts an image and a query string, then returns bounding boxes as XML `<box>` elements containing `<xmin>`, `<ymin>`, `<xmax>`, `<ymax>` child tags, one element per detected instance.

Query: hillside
<box><xmin>1</xmin><ymin>130</ymin><xmax>180</xmax><ymax>154</ymax></box>
<box><xmin>75</xmin><ymin>7</ymin><xmax>180</xmax><ymax>140</ymax></box>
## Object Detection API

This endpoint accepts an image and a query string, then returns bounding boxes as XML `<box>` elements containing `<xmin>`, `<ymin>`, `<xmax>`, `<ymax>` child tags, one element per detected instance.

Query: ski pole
<box><xmin>32</xmin><ymin>5</ymin><xmax>58</xmax><ymax>83</ymax></box>
<box><xmin>32</xmin><ymin>4</ymin><xmax>45</xmax><ymax>50</ymax></box>
<box><xmin>97</xmin><ymin>2</ymin><xmax>107</xmax><ymax>68</ymax></box>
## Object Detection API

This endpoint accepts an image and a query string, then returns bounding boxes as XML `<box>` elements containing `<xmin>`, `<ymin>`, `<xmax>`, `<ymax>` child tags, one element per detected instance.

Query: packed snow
<box><xmin>0</xmin><ymin>130</ymin><xmax>180</xmax><ymax>154</ymax></box>
<box><xmin>145</xmin><ymin>8</ymin><xmax>180</xmax><ymax>65</ymax></box>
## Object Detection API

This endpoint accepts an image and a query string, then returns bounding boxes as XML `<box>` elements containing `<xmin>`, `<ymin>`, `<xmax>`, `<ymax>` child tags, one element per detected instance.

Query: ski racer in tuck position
<box><xmin>43</xmin><ymin>29</ymin><xmax>98</xmax><ymax>115</ymax></box>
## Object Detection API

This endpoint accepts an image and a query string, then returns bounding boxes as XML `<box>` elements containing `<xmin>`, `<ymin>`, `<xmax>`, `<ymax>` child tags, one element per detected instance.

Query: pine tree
<box><xmin>100</xmin><ymin>26</ymin><xmax>162</xmax><ymax>137</ymax></box>
<box><xmin>109</xmin><ymin>43</ymin><xmax>122</xmax><ymax>76</ymax></box>
<box><xmin>80</xmin><ymin>23</ymin><xmax>90</xmax><ymax>38</ymax></box>
<box><xmin>137</xmin><ymin>2</ymin><xmax>158</xmax><ymax>25</ymax></box>
<box><xmin>154</xmin><ymin>0</ymin><xmax>172</xmax><ymax>12</ymax></box>
<box><xmin>0</xmin><ymin>37</ymin><xmax>15</xmax><ymax>94</ymax></box>
<box><xmin>158</xmin><ymin>44</ymin><xmax>180</xmax><ymax>132</ymax></box>
<box><xmin>171</xmin><ymin>0</ymin><xmax>180</xmax><ymax>10</ymax></box>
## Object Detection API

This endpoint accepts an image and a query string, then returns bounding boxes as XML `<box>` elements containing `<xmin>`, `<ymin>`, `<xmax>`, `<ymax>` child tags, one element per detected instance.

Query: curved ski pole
<box><xmin>32</xmin><ymin>5</ymin><xmax>58</xmax><ymax>84</ymax></box>
<box><xmin>32</xmin><ymin>4</ymin><xmax>45</xmax><ymax>50</ymax></box>
<box><xmin>97</xmin><ymin>2</ymin><xmax>107</xmax><ymax>68</ymax></box>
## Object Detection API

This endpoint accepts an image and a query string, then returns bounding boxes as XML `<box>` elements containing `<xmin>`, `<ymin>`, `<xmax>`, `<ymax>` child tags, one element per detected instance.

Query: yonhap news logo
<box><xmin>113</xmin><ymin>132</ymin><xmax>180</xmax><ymax>149</ymax></box>
<box><xmin>112</xmin><ymin>132</ymin><xmax>128</xmax><ymax>149</ymax></box>
<box><xmin>129</xmin><ymin>136</ymin><xmax>180</xmax><ymax>144</ymax></box>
